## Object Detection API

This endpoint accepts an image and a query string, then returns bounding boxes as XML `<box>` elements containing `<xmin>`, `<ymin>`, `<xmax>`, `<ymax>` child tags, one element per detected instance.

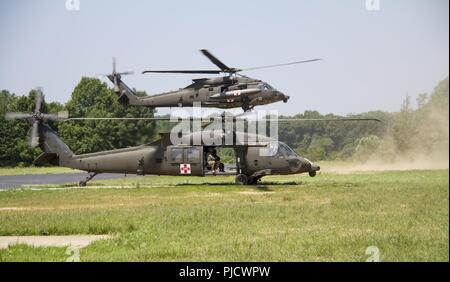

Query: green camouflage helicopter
<box><xmin>106</xmin><ymin>49</ymin><xmax>320</xmax><ymax>112</ymax></box>
<box><xmin>5</xmin><ymin>90</ymin><xmax>379</xmax><ymax>186</ymax></box>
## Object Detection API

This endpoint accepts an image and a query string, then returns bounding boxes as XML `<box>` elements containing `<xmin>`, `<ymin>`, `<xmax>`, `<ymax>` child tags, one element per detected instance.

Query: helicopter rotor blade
<box><xmin>5</xmin><ymin>91</ymin><xmax>68</xmax><ymax>148</ymax></box>
<box><xmin>241</xmin><ymin>59</ymin><xmax>322</xmax><ymax>72</ymax></box>
<box><xmin>57</xmin><ymin>111</ymin><xmax>70</xmax><ymax>119</ymax></box>
<box><xmin>142</xmin><ymin>70</ymin><xmax>221</xmax><ymax>74</ymax></box>
<box><xmin>4</xmin><ymin>112</ymin><xmax>32</xmax><ymax>120</ymax></box>
<box><xmin>34</xmin><ymin>88</ymin><xmax>43</xmax><ymax>112</ymax></box>
<box><xmin>200</xmin><ymin>49</ymin><xmax>233</xmax><ymax>72</ymax></box>
<box><xmin>66</xmin><ymin>117</ymin><xmax>175</xmax><ymax>121</ymax></box>
<box><xmin>264</xmin><ymin>118</ymin><xmax>381</xmax><ymax>122</ymax></box>
<box><xmin>42</xmin><ymin>114</ymin><xmax>59</xmax><ymax>120</ymax></box>
<box><xmin>118</xmin><ymin>71</ymin><xmax>134</xmax><ymax>75</ymax></box>
<box><xmin>29</xmin><ymin>121</ymin><xmax>39</xmax><ymax>147</ymax></box>
<box><xmin>143</xmin><ymin>51</ymin><xmax>319</xmax><ymax>75</ymax></box>
<box><xmin>97</xmin><ymin>58</ymin><xmax>133</xmax><ymax>77</ymax></box>
<box><xmin>65</xmin><ymin>116</ymin><xmax>381</xmax><ymax>123</ymax></box>
<box><xmin>43</xmin><ymin>111</ymin><xmax>69</xmax><ymax>121</ymax></box>
<box><xmin>112</xmin><ymin>57</ymin><xmax>116</xmax><ymax>74</ymax></box>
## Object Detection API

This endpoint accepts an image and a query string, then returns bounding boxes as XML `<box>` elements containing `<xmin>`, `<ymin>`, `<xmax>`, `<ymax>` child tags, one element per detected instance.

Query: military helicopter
<box><xmin>4</xmin><ymin>90</ymin><xmax>383</xmax><ymax>186</ymax></box>
<box><xmin>105</xmin><ymin>49</ymin><xmax>321</xmax><ymax>112</ymax></box>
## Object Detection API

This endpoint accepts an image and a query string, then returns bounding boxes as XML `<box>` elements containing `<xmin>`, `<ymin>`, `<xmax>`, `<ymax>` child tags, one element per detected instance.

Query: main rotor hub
<box><xmin>32</xmin><ymin>111</ymin><xmax>44</xmax><ymax>122</ymax></box>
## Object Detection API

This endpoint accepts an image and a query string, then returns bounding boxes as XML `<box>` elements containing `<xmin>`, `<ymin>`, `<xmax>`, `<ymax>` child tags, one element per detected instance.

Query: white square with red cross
<box><xmin>180</xmin><ymin>164</ymin><xmax>191</xmax><ymax>174</ymax></box>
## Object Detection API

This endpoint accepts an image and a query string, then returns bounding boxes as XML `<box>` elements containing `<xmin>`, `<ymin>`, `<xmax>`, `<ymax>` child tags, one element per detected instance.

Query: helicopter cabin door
<box><xmin>167</xmin><ymin>146</ymin><xmax>203</xmax><ymax>176</ymax></box>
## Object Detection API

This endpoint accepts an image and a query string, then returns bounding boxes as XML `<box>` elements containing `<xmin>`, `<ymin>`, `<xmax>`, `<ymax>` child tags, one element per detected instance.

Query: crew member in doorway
<box><xmin>207</xmin><ymin>148</ymin><xmax>221</xmax><ymax>176</ymax></box>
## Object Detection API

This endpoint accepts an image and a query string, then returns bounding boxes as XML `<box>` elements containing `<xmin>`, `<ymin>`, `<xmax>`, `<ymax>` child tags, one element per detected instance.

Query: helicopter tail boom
<box><xmin>38</xmin><ymin>123</ymin><xmax>75</xmax><ymax>166</ymax></box>
<box><xmin>106</xmin><ymin>73</ymin><xmax>143</xmax><ymax>106</ymax></box>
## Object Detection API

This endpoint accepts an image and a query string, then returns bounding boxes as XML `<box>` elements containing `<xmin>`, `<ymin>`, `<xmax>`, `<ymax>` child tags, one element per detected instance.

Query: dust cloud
<box><xmin>329</xmin><ymin>79</ymin><xmax>449</xmax><ymax>174</ymax></box>
<box><xmin>325</xmin><ymin>158</ymin><xmax>448</xmax><ymax>174</ymax></box>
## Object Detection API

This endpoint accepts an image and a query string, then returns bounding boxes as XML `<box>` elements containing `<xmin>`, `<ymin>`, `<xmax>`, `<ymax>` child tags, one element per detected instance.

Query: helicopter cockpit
<box><xmin>257</xmin><ymin>82</ymin><xmax>289</xmax><ymax>104</ymax></box>
<box><xmin>265</xmin><ymin>141</ymin><xmax>298</xmax><ymax>158</ymax></box>
<box><xmin>261</xmin><ymin>141</ymin><xmax>319</xmax><ymax>175</ymax></box>
<box><xmin>259</xmin><ymin>82</ymin><xmax>275</xmax><ymax>91</ymax></box>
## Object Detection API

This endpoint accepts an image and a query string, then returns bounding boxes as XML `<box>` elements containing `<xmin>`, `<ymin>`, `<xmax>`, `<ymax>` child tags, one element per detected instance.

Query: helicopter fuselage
<box><xmin>41</xmin><ymin>126</ymin><xmax>319</xmax><ymax>184</ymax></box>
<box><xmin>116</xmin><ymin>75</ymin><xmax>290</xmax><ymax>111</ymax></box>
<box><xmin>108</xmin><ymin>49</ymin><xmax>320</xmax><ymax>111</ymax></box>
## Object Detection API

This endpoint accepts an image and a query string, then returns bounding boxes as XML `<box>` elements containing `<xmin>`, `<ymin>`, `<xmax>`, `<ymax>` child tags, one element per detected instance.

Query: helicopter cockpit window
<box><xmin>265</xmin><ymin>142</ymin><xmax>278</xmax><ymax>157</ymax></box>
<box><xmin>277</xmin><ymin>144</ymin><xmax>290</xmax><ymax>157</ymax></box>
<box><xmin>260</xmin><ymin>83</ymin><xmax>274</xmax><ymax>91</ymax></box>
<box><xmin>279</xmin><ymin>142</ymin><xmax>297</xmax><ymax>157</ymax></box>
<box><xmin>268</xmin><ymin>142</ymin><xmax>297</xmax><ymax>158</ymax></box>
<box><xmin>170</xmin><ymin>148</ymin><xmax>183</xmax><ymax>163</ymax></box>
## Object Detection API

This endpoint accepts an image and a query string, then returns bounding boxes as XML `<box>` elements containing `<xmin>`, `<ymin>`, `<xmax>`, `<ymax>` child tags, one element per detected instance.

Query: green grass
<box><xmin>0</xmin><ymin>170</ymin><xmax>448</xmax><ymax>262</ymax></box>
<box><xmin>0</xmin><ymin>166</ymin><xmax>81</xmax><ymax>176</ymax></box>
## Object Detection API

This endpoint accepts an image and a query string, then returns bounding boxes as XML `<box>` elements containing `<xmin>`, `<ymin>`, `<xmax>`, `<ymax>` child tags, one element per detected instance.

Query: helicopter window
<box><xmin>187</xmin><ymin>147</ymin><xmax>200</xmax><ymax>162</ymax></box>
<box><xmin>267</xmin><ymin>142</ymin><xmax>297</xmax><ymax>158</ymax></box>
<box><xmin>260</xmin><ymin>83</ymin><xmax>273</xmax><ymax>91</ymax></box>
<box><xmin>277</xmin><ymin>144</ymin><xmax>290</xmax><ymax>157</ymax></box>
<box><xmin>170</xmin><ymin>148</ymin><xmax>183</xmax><ymax>163</ymax></box>
<box><xmin>266</xmin><ymin>142</ymin><xmax>277</xmax><ymax>157</ymax></box>
<box><xmin>280</xmin><ymin>143</ymin><xmax>298</xmax><ymax>157</ymax></box>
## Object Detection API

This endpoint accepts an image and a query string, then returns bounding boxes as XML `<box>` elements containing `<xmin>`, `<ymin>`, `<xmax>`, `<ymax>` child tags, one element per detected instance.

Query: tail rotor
<box><xmin>99</xmin><ymin>57</ymin><xmax>134</xmax><ymax>93</ymax></box>
<box><xmin>4</xmin><ymin>88</ymin><xmax>69</xmax><ymax>148</ymax></box>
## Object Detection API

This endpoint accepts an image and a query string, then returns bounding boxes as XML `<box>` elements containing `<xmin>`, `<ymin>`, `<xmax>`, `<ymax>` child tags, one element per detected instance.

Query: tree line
<box><xmin>0</xmin><ymin>77</ymin><xmax>156</xmax><ymax>166</ymax></box>
<box><xmin>278</xmin><ymin>78</ymin><xmax>448</xmax><ymax>163</ymax></box>
<box><xmin>0</xmin><ymin>77</ymin><xmax>448</xmax><ymax>166</ymax></box>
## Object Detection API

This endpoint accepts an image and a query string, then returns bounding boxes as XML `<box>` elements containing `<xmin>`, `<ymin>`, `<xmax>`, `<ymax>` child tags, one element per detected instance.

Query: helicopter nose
<box><xmin>311</xmin><ymin>163</ymin><xmax>320</xmax><ymax>172</ymax></box>
<box><xmin>276</xmin><ymin>91</ymin><xmax>289</xmax><ymax>103</ymax></box>
<box><xmin>272</xmin><ymin>90</ymin><xmax>288</xmax><ymax>102</ymax></box>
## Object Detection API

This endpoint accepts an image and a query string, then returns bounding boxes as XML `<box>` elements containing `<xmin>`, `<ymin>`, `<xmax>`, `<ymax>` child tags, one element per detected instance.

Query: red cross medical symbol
<box><xmin>180</xmin><ymin>163</ymin><xmax>191</xmax><ymax>174</ymax></box>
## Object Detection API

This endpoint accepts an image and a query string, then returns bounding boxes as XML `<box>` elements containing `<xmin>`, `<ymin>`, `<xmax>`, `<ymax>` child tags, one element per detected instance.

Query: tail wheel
<box><xmin>235</xmin><ymin>174</ymin><xmax>249</xmax><ymax>185</ymax></box>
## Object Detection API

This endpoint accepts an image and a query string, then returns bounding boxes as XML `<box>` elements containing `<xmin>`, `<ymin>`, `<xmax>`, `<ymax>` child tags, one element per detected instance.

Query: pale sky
<box><xmin>0</xmin><ymin>0</ymin><xmax>448</xmax><ymax>115</ymax></box>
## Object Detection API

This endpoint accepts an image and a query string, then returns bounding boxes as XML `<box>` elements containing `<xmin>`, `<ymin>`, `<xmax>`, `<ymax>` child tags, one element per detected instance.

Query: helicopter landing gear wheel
<box><xmin>247</xmin><ymin>177</ymin><xmax>260</xmax><ymax>185</ymax></box>
<box><xmin>308</xmin><ymin>171</ymin><xmax>316</xmax><ymax>177</ymax></box>
<box><xmin>235</xmin><ymin>174</ymin><xmax>249</xmax><ymax>185</ymax></box>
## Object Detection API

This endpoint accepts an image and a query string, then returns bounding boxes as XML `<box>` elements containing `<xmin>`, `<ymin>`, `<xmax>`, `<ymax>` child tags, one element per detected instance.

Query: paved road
<box><xmin>0</xmin><ymin>173</ymin><xmax>135</xmax><ymax>189</ymax></box>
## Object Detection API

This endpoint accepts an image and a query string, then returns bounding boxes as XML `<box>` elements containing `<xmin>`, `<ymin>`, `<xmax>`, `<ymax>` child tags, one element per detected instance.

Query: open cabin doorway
<box><xmin>203</xmin><ymin>146</ymin><xmax>238</xmax><ymax>176</ymax></box>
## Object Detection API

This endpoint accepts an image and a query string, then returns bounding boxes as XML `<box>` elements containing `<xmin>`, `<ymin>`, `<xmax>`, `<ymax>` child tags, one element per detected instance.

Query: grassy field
<box><xmin>0</xmin><ymin>170</ymin><xmax>448</xmax><ymax>262</ymax></box>
<box><xmin>0</xmin><ymin>166</ymin><xmax>81</xmax><ymax>176</ymax></box>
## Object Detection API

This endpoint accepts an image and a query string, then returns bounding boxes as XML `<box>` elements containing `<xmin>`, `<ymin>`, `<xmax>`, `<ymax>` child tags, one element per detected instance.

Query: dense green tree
<box><xmin>0</xmin><ymin>90</ymin><xmax>47</xmax><ymax>166</ymax></box>
<box><xmin>58</xmin><ymin>77</ymin><xmax>157</xmax><ymax>154</ymax></box>
<box><xmin>277</xmin><ymin>110</ymin><xmax>391</xmax><ymax>161</ymax></box>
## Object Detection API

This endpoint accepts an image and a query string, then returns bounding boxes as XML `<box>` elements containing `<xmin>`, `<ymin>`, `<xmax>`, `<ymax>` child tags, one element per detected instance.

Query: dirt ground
<box><xmin>0</xmin><ymin>235</ymin><xmax>112</xmax><ymax>249</ymax></box>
